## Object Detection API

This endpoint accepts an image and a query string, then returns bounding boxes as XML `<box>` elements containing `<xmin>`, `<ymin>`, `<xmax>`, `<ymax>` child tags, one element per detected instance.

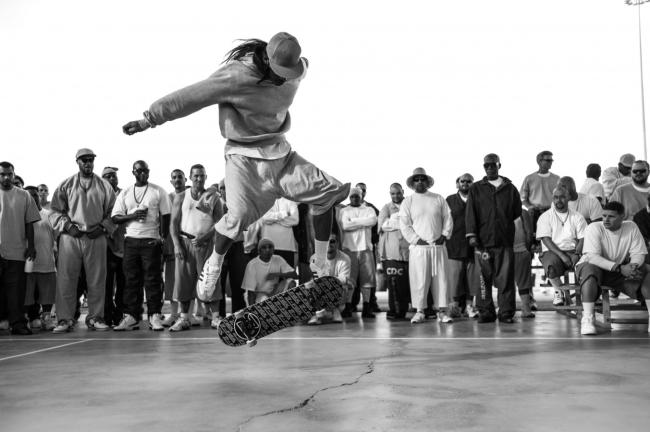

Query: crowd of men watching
<box><xmin>1</xmin><ymin>149</ymin><xmax>649</xmax><ymax>336</ymax></box>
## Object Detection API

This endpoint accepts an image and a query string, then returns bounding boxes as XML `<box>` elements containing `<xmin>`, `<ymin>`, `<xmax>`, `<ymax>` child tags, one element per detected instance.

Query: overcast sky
<box><xmin>1</xmin><ymin>0</ymin><xmax>648</xmax><ymax>204</ymax></box>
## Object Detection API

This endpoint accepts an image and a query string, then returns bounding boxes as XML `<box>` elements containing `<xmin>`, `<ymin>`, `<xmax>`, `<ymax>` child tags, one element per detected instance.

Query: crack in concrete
<box><xmin>236</xmin><ymin>360</ymin><xmax>375</xmax><ymax>431</ymax></box>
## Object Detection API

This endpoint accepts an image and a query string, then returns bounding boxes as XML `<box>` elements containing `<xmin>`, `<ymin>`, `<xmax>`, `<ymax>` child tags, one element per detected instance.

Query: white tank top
<box><xmin>180</xmin><ymin>191</ymin><xmax>214</xmax><ymax>236</ymax></box>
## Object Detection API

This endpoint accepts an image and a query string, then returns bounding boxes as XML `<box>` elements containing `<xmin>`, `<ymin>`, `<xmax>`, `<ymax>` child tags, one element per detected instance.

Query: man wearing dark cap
<box><xmin>49</xmin><ymin>149</ymin><xmax>116</xmax><ymax>332</ymax></box>
<box><xmin>122</xmin><ymin>32</ymin><xmax>350</xmax><ymax>308</ymax></box>
<box><xmin>465</xmin><ymin>154</ymin><xmax>522</xmax><ymax>323</ymax></box>
<box><xmin>602</xmin><ymin>153</ymin><xmax>635</xmax><ymax>200</ymax></box>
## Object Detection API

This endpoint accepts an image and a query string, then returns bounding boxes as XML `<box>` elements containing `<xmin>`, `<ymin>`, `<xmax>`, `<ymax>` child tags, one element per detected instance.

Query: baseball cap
<box><xmin>76</xmin><ymin>148</ymin><xmax>96</xmax><ymax>160</ymax></box>
<box><xmin>101</xmin><ymin>167</ymin><xmax>118</xmax><ymax>177</ymax></box>
<box><xmin>266</xmin><ymin>32</ymin><xmax>304</xmax><ymax>80</ymax></box>
<box><xmin>619</xmin><ymin>153</ymin><xmax>636</xmax><ymax>168</ymax></box>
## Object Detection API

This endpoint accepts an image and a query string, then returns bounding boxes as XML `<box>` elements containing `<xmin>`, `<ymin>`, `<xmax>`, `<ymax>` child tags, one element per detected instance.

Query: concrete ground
<box><xmin>1</xmin><ymin>288</ymin><xmax>649</xmax><ymax>432</ymax></box>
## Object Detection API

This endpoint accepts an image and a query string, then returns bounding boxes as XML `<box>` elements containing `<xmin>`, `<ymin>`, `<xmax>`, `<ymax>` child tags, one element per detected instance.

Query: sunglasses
<box><xmin>134</xmin><ymin>168</ymin><xmax>150</xmax><ymax>174</ymax></box>
<box><xmin>412</xmin><ymin>176</ymin><xmax>428</xmax><ymax>182</ymax></box>
<box><xmin>328</xmin><ymin>239</ymin><xmax>337</xmax><ymax>244</ymax></box>
<box><xmin>79</xmin><ymin>157</ymin><xmax>95</xmax><ymax>164</ymax></box>
<box><xmin>459</xmin><ymin>180</ymin><xmax>473</xmax><ymax>183</ymax></box>
<box><xmin>632</xmin><ymin>169</ymin><xmax>648</xmax><ymax>174</ymax></box>
<box><xmin>483</xmin><ymin>163</ymin><xmax>498</xmax><ymax>169</ymax></box>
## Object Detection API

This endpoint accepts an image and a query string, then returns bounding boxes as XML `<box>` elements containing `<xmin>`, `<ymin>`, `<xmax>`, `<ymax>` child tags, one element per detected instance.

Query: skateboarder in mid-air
<box><xmin>123</xmin><ymin>32</ymin><xmax>350</xmax><ymax>298</ymax></box>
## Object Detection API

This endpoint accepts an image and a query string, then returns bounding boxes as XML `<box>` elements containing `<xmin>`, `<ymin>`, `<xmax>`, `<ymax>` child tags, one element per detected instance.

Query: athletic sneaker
<box><xmin>169</xmin><ymin>317</ymin><xmax>191</xmax><ymax>332</ymax></box>
<box><xmin>553</xmin><ymin>291</ymin><xmax>564</xmax><ymax>306</ymax></box>
<box><xmin>196</xmin><ymin>258</ymin><xmax>221</xmax><ymax>302</ymax></box>
<box><xmin>0</xmin><ymin>320</ymin><xmax>9</xmax><ymax>330</ymax></box>
<box><xmin>86</xmin><ymin>318</ymin><xmax>110</xmax><ymax>331</ymax></box>
<box><xmin>161</xmin><ymin>314</ymin><xmax>178</xmax><ymax>327</ymax></box>
<box><xmin>580</xmin><ymin>314</ymin><xmax>597</xmax><ymax>335</ymax></box>
<box><xmin>52</xmin><ymin>319</ymin><xmax>72</xmax><ymax>333</ymax></box>
<box><xmin>437</xmin><ymin>312</ymin><xmax>453</xmax><ymax>323</ymax></box>
<box><xmin>41</xmin><ymin>313</ymin><xmax>56</xmax><ymax>331</ymax></box>
<box><xmin>210</xmin><ymin>314</ymin><xmax>222</xmax><ymax>329</ymax></box>
<box><xmin>29</xmin><ymin>318</ymin><xmax>42</xmax><ymax>330</ymax></box>
<box><xmin>331</xmin><ymin>308</ymin><xmax>343</xmax><ymax>323</ymax></box>
<box><xmin>309</xmin><ymin>256</ymin><xmax>330</xmax><ymax>278</ymax></box>
<box><xmin>113</xmin><ymin>314</ymin><xmax>139</xmax><ymax>331</ymax></box>
<box><xmin>190</xmin><ymin>314</ymin><xmax>202</xmax><ymax>327</ymax></box>
<box><xmin>410</xmin><ymin>311</ymin><xmax>426</xmax><ymax>324</ymax></box>
<box><xmin>149</xmin><ymin>314</ymin><xmax>164</xmax><ymax>331</ymax></box>
<box><xmin>465</xmin><ymin>304</ymin><xmax>479</xmax><ymax>319</ymax></box>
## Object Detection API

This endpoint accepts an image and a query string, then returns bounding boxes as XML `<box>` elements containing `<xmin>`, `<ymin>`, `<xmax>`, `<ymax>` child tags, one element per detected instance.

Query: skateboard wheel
<box><xmin>246</xmin><ymin>339</ymin><xmax>258</xmax><ymax>347</ymax></box>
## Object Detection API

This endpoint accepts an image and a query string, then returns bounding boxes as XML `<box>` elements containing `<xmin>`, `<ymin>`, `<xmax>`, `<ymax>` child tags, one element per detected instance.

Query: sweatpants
<box><xmin>475</xmin><ymin>247</ymin><xmax>516</xmax><ymax>318</ymax></box>
<box><xmin>383</xmin><ymin>259</ymin><xmax>410</xmax><ymax>315</ymax></box>
<box><xmin>408</xmin><ymin>245</ymin><xmax>449</xmax><ymax>311</ymax></box>
<box><xmin>55</xmin><ymin>234</ymin><xmax>106</xmax><ymax>322</ymax></box>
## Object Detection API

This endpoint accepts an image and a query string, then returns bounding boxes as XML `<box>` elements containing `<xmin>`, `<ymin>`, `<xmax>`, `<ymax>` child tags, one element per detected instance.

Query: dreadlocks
<box><xmin>223</xmin><ymin>39</ymin><xmax>275</xmax><ymax>84</ymax></box>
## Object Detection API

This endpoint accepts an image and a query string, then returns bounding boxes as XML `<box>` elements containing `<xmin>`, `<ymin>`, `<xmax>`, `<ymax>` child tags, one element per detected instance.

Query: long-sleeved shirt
<box><xmin>519</xmin><ymin>171</ymin><xmax>560</xmax><ymax>210</ymax></box>
<box><xmin>339</xmin><ymin>204</ymin><xmax>377</xmax><ymax>252</ymax></box>
<box><xmin>378</xmin><ymin>201</ymin><xmax>409</xmax><ymax>261</ymax></box>
<box><xmin>49</xmin><ymin>173</ymin><xmax>116</xmax><ymax>234</ymax></box>
<box><xmin>609</xmin><ymin>182</ymin><xmax>650</xmax><ymax>221</ymax></box>
<box><xmin>260</xmin><ymin>198</ymin><xmax>299</xmax><ymax>252</ymax></box>
<box><xmin>577</xmin><ymin>221</ymin><xmax>647</xmax><ymax>270</ymax></box>
<box><xmin>146</xmin><ymin>54</ymin><xmax>308</xmax><ymax>160</ymax></box>
<box><xmin>399</xmin><ymin>191</ymin><xmax>452</xmax><ymax>245</ymax></box>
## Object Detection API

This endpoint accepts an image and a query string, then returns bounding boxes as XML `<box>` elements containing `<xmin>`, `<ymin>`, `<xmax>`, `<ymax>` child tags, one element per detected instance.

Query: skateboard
<box><xmin>217</xmin><ymin>276</ymin><xmax>345</xmax><ymax>347</ymax></box>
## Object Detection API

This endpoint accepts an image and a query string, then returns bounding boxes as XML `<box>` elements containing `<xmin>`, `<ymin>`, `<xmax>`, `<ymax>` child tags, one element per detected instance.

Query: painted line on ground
<box><xmin>0</xmin><ymin>339</ymin><xmax>93</xmax><ymax>362</ymax></box>
<box><xmin>0</xmin><ymin>336</ymin><xmax>648</xmax><ymax>342</ymax></box>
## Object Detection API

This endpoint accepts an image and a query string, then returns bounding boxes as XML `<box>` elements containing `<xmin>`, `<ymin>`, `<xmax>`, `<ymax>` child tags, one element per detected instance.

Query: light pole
<box><xmin>626</xmin><ymin>0</ymin><xmax>650</xmax><ymax>160</ymax></box>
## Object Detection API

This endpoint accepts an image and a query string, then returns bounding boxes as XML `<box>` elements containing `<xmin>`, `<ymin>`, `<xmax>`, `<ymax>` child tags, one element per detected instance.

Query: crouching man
<box><xmin>575</xmin><ymin>201</ymin><xmax>650</xmax><ymax>335</ymax></box>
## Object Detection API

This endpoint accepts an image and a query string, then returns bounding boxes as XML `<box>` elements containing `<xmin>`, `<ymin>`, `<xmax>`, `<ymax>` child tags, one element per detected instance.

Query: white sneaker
<box><xmin>580</xmin><ymin>315</ymin><xmax>597</xmax><ymax>335</ymax></box>
<box><xmin>307</xmin><ymin>315</ymin><xmax>322</xmax><ymax>325</ymax></box>
<box><xmin>149</xmin><ymin>313</ymin><xmax>164</xmax><ymax>331</ymax></box>
<box><xmin>411</xmin><ymin>311</ymin><xmax>426</xmax><ymax>324</ymax></box>
<box><xmin>29</xmin><ymin>318</ymin><xmax>42</xmax><ymax>330</ymax></box>
<box><xmin>0</xmin><ymin>320</ymin><xmax>9</xmax><ymax>330</ymax></box>
<box><xmin>309</xmin><ymin>256</ymin><xmax>330</xmax><ymax>278</ymax></box>
<box><xmin>169</xmin><ymin>317</ymin><xmax>191</xmax><ymax>332</ymax></box>
<box><xmin>465</xmin><ymin>304</ymin><xmax>479</xmax><ymax>319</ymax></box>
<box><xmin>52</xmin><ymin>319</ymin><xmax>72</xmax><ymax>333</ymax></box>
<box><xmin>553</xmin><ymin>291</ymin><xmax>564</xmax><ymax>306</ymax></box>
<box><xmin>113</xmin><ymin>314</ymin><xmax>139</xmax><ymax>331</ymax></box>
<box><xmin>437</xmin><ymin>312</ymin><xmax>453</xmax><ymax>323</ymax></box>
<box><xmin>86</xmin><ymin>318</ymin><xmax>110</xmax><ymax>331</ymax></box>
<box><xmin>190</xmin><ymin>314</ymin><xmax>202</xmax><ymax>327</ymax></box>
<box><xmin>331</xmin><ymin>308</ymin><xmax>343</xmax><ymax>323</ymax></box>
<box><xmin>41</xmin><ymin>313</ymin><xmax>56</xmax><ymax>331</ymax></box>
<box><xmin>161</xmin><ymin>314</ymin><xmax>178</xmax><ymax>327</ymax></box>
<box><xmin>196</xmin><ymin>257</ymin><xmax>221</xmax><ymax>302</ymax></box>
<box><xmin>210</xmin><ymin>314</ymin><xmax>222</xmax><ymax>329</ymax></box>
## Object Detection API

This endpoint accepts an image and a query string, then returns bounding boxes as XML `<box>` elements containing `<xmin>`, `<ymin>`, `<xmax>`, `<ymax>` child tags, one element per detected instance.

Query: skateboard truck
<box><xmin>233</xmin><ymin>312</ymin><xmax>262</xmax><ymax>347</ymax></box>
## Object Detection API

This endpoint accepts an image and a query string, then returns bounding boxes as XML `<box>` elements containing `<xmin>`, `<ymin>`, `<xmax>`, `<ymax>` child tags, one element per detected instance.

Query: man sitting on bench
<box><xmin>575</xmin><ymin>201</ymin><xmax>650</xmax><ymax>335</ymax></box>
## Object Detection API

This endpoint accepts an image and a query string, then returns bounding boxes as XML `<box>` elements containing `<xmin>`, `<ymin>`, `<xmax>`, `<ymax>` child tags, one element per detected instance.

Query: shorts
<box><xmin>514</xmin><ymin>250</ymin><xmax>533</xmax><ymax>293</ymax></box>
<box><xmin>539</xmin><ymin>250</ymin><xmax>575</xmax><ymax>279</ymax></box>
<box><xmin>215</xmin><ymin>151</ymin><xmax>350</xmax><ymax>240</ymax></box>
<box><xmin>24</xmin><ymin>272</ymin><xmax>56</xmax><ymax>305</ymax></box>
<box><xmin>576</xmin><ymin>262</ymin><xmax>643</xmax><ymax>299</ymax></box>
<box><xmin>345</xmin><ymin>249</ymin><xmax>376</xmax><ymax>289</ymax></box>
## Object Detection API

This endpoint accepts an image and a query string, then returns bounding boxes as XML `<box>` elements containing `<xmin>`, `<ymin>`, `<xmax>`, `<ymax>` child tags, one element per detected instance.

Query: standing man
<box><xmin>338</xmin><ymin>187</ymin><xmax>378</xmax><ymax>318</ymax></box>
<box><xmin>112</xmin><ymin>160</ymin><xmax>171</xmax><ymax>331</ymax></box>
<box><xmin>101</xmin><ymin>166</ymin><xmax>126</xmax><ymax>326</ymax></box>
<box><xmin>169</xmin><ymin>164</ymin><xmax>224</xmax><ymax>332</ymax></box>
<box><xmin>575</xmin><ymin>201</ymin><xmax>650</xmax><ymax>335</ymax></box>
<box><xmin>610</xmin><ymin>160</ymin><xmax>650</xmax><ymax>221</ymax></box>
<box><xmin>520</xmin><ymin>151</ymin><xmax>560</xmax><ymax>224</ymax></box>
<box><xmin>49</xmin><ymin>149</ymin><xmax>116</xmax><ymax>333</ymax></box>
<box><xmin>399</xmin><ymin>168</ymin><xmax>453</xmax><ymax>324</ymax></box>
<box><xmin>466</xmin><ymin>154</ymin><xmax>522</xmax><ymax>324</ymax></box>
<box><xmin>0</xmin><ymin>162</ymin><xmax>40</xmax><ymax>335</ymax></box>
<box><xmin>122</xmin><ymin>32</ymin><xmax>350</xmax><ymax>302</ymax></box>
<box><xmin>354</xmin><ymin>182</ymin><xmax>382</xmax><ymax>312</ymax></box>
<box><xmin>602</xmin><ymin>153</ymin><xmax>635</xmax><ymax>201</ymax></box>
<box><xmin>445</xmin><ymin>174</ymin><xmax>480</xmax><ymax>318</ymax></box>
<box><xmin>378</xmin><ymin>183</ymin><xmax>410</xmax><ymax>319</ymax></box>
<box><xmin>260</xmin><ymin>198</ymin><xmax>299</xmax><ymax>267</ymax></box>
<box><xmin>579</xmin><ymin>163</ymin><xmax>605</xmax><ymax>203</ymax></box>
<box><xmin>536</xmin><ymin>186</ymin><xmax>587</xmax><ymax>306</ymax></box>
<box><xmin>37</xmin><ymin>184</ymin><xmax>51</xmax><ymax>211</ymax></box>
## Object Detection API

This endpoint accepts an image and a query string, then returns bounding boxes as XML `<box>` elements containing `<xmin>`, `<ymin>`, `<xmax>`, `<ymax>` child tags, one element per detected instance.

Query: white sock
<box><xmin>314</xmin><ymin>240</ymin><xmax>328</xmax><ymax>262</ymax></box>
<box><xmin>583</xmin><ymin>302</ymin><xmax>595</xmax><ymax>317</ymax></box>
<box><xmin>170</xmin><ymin>301</ymin><xmax>178</xmax><ymax>315</ymax></box>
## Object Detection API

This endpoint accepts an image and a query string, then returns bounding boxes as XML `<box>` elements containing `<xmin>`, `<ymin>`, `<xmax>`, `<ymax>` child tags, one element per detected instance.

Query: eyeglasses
<box><xmin>632</xmin><ymin>169</ymin><xmax>648</xmax><ymax>174</ymax></box>
<box><xmin>79</xmin><ymin>157</ymin><xmax>95</xmax><ymax>164</ymax></box>
<box><xmin>483</xmin><ymin>163</ymin><xmax>497</xmax><ymax>169</ymax></box>
<box><xmin>328</xmin><ymin>239</ymin><xmax>337</xmax><ymax>244</ymax></box>
<box><xmin>412</xmin><ymin>176</ymin><xmax>428</xmax><ymax>182</ymax></box>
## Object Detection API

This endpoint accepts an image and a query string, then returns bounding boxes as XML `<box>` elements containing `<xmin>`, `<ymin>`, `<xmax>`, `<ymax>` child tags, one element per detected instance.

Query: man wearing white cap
<box><xmin>602</xmin><ymin>153</ymin><xmax>635</xmax><ymax>200</ymax></box>
<box><xmin>49</xmin><ymin>149</ymin><xmax>116</xmax><ymax>333</ymax></box>
<box><xmin>338</xmin><ymin>187</ymin><xmax>378</xmax><ymax>318</ymax></box>
<box><xmin>123</xmin><ymin>32</ymin><xmax>349</xmax><ymax>306</ymax></box>
<box><xmin>399</xmin><ymin>168</ymin><xmax>453</xmax><ymax>324</ymax></box>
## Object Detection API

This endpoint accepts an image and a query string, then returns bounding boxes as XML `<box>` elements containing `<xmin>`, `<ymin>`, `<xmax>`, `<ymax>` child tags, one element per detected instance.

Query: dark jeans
<box><xmin>476</xmin><ymin>247</ymin><xmax>516</xmax><ymax>318</ymax></box>
<box><xmin>383</xmin><ymin>260</ymin><xmax>410</xmax><ymax>316</ymax></box>
<box><xmin>219</xmin><ymin>241</ymin><xmax>249</xmax><ymax>315</ymax></box>
<box><xmin>0</xmin><ymin>258</ymin><xmax>27</xmax><ymax>327</ymax></box>
<box><xmin>122</xmin><ymin>237</ymin><xmax>163</xmax><ymax>320</ymax></box>
<box><xmin>105</xmin><ymin>248</ymin><xmax>125</xmax><ymax>324</ymax></box>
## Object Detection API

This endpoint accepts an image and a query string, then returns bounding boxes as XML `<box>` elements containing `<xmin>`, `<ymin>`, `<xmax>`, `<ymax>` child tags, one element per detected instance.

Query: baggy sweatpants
<box><xmin>408</xmin><ymin>245</ymin><xmax>448</xmax><ymax>311</ymax></box>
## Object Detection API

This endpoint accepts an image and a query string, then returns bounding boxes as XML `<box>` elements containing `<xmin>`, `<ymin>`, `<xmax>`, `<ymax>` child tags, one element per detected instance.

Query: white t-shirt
<box><xmin>568</xmin><ymin>194</ymin><xmax>602</xmax><ymax>222</ymax></box>
<box><xmin>260</xmin><ymin>198</ymin><xmax>298</xmax><ymax>252</ymax></box>
<box><xmin>242</xmin><ymin>255</ymin><xmax>294</xmax><ymax>294</ymax></box>
<box><xmin>536</xmin><ymin>208</ymin><xmax>587</xmax><ymax>252</ymax></box>
<box><xmin>577</xmin><ymin>221</ymin><xmax>647</xmax><ymax>270</ymax></box>
<box><xmin>112</xmin><ymin>183</ymin><xmax>171</xmax><ymax>239</ymax></box>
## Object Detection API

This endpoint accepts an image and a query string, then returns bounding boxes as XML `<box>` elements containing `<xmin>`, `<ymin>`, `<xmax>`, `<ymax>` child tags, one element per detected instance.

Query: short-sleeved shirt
<box><xmin>568</xmin><ymin>194</ymin><xmax>602</xmax><ymax>223</ymax></box>
<box><xmin>536</xmin><ymin>208</ymin><xmax>587</xmax><ymax>252</ymax></box>
<box><xmin>112</xmin><ymin>183</ymin><xmax>171</xmax><ymax>239</ymax></box>
<box><xmin>242</xmin><ymin>255</ymin><xmax>294</xmax><ymax>294</ymax></box>
<box><xmin>32</xmin><ymin>208</ymin><xmax>56</xmax><ymax>272</ymax></box>
<box><xmin>577</xmin><ymin>221</ymin><xmax>647</xmax><ymax>268</ymax></box>
<box><xmin>0</xmin><ymin>187</ymin><xmax>41</xmax><ymax>261</ymax></box>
